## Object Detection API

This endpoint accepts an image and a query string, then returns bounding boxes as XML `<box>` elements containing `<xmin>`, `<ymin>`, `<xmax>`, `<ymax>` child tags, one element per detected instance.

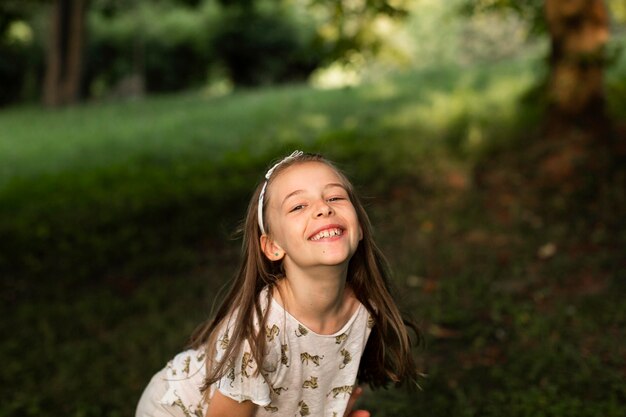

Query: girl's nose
<box><xmin>315</xmin><ymin>201</ymin><xmax>333</xmax><ymax>217</ymax></box>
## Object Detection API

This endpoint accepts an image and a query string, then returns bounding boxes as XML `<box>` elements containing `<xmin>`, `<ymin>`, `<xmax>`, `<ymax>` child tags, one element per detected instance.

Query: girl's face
<box><xmin>262</xmin><ymin>162</ymin><xmax>362</xmax><ymax>272</ymax></box>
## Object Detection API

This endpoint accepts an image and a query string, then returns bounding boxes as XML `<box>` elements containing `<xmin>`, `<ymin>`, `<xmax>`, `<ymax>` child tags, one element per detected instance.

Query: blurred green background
<box><xmin>1</xmin><ymin>0</ymin><xmax>625</xmax><ymax>416</ymax></box>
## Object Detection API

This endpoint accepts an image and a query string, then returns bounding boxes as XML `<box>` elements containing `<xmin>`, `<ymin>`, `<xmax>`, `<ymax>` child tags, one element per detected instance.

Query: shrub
<box><xmin>211</xmin><ymin>7</ymin><xmax>322</xmax><ymax>86</ymax></box>
<box><xmin>85</xmin><ymin>2</ymin><xmax>217</xmax><ymax>96</ymax></box>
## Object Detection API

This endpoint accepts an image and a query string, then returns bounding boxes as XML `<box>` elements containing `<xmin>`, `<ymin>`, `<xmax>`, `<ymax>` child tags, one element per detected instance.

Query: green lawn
<box><xmin>0</xmin><ymin>59</ymin><xmax>537</xmax><ymax>185</ymax></box>
<box><xmin>1</xmin><ymin>57</ymin><xmax>625</xmax><ymax>417</ymax></box>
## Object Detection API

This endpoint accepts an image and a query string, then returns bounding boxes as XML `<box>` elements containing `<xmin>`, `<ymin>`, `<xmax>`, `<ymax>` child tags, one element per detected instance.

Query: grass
<box><xmin>0</xmin><ymin>59</ymin><xmax>541</xmax><ymax>285</ymax></box>
<box><xmin>0</xmin><ymin>59</ymin><xmax>537</xmax><ymax>185</ymax></box>
<box><xmin>2</xmin><ymin>55</ymin><xmax>625</xmax><ymax>416</ymax></box>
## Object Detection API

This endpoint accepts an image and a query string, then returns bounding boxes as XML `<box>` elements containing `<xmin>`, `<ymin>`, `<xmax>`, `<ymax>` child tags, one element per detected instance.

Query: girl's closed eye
<box><xmin>289</xmin><ymin>204</ymin><xmax>306</xmax><ymax>212</ymax></box>
<box><xmin>327</xmin><ymin>196</ymin><xmax>345</xmax><ymax>202</ymax></box>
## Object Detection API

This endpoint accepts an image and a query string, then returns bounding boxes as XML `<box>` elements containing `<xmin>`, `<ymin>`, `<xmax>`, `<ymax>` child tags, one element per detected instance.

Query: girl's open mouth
<box><xmin>309</xmin><ymin>227</ymin><xmax>344</xmax><ymax>241</ymax></box>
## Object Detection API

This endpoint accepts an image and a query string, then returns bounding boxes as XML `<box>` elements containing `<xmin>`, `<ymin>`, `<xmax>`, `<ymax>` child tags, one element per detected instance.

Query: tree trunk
<box><xmin>474</xmin><ymin>1</ymin><xmax>623</xmax><ymax>225</ymax></box>
<box><xmin>42</xmin><ymin>1</ymin><xmax>62</xmax><ymax>107</ymax></box>
<box><xmin>42</xmin><ymin>0</ymin><xmax>86</xmax><ymax>107</ymax></box>
<box><xmin>544</xmin><ymin>0</ymin><xmax>610</xmax><ymax>135</ymax></box>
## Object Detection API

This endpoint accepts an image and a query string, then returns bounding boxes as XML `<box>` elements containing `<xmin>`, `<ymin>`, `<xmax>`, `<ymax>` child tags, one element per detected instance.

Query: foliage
<box><xmin>458</xmin><ymin>0</ymin><xmax>626</xmax><ymax>43</ymax></box>
<box><xmin>86</xmin><ymin>1</ymin><xmax>219</xmax><ymax>95</ymax></box>
<box><xmin>210</xmin><ymin>6</ymin><xmax>320</xmax><ymax>86</ymax></box>
<box><xmin>303</xmin><ymin>0</ymin><xmax>409</xmax><ymax>65</ymax></box>
<box><xmin>0</xmin><ymin>0</ymin><xmax>415</xmax><ymax>104</ymax></box>
<box><xmin>410</xmin><ymin>0</ymin><xmax>545</xmax><ymax>80</ymax></box>
<box><xmin>0</xmin><ymin>2</ymin><xmax>43</xmax><ymax>105</ymax></box>
<box><xmin>457</xmin><ymin>0</ymin><xmax>546</xmax><ymax>37</ymax></box>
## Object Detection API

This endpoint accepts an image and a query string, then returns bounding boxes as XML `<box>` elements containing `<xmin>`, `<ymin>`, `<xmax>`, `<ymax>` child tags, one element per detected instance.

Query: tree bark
<box><xmin>42</xmin><ymin>0</ymin><xmax>62</xmax><ymax>107</ymax></box>
<box><xmin>544</xmin><ymin>0</ymin><xmax>610</xmax><ymax>134</ymax></box>
<box><xmin>42</xmin><ymin>0</ymin><xmax>86</xmax><ymax>107</ymax></box>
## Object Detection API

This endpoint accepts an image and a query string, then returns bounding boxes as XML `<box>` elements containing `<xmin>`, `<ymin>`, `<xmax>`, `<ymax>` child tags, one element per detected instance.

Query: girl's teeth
<box><xmin>312</xmin><ymin>228</ymin><xmax>342</xmax><ymax>240</ymax></box>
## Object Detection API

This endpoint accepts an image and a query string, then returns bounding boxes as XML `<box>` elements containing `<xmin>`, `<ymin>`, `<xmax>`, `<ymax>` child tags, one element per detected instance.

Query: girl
<box><xmin>136</xmin><ymin>151</ymin><xmax>419</xmax><ymax>417</ymax></box>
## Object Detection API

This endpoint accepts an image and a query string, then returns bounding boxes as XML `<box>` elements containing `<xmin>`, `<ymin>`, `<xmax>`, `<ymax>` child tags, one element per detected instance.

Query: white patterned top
<box><xmin>160</xmin><ymin>290</ymin><xmax>373</xmax><ymax>417</ymax></box>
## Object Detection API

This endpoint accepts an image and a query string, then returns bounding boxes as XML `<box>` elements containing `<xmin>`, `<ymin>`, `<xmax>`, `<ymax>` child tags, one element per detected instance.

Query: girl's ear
<box><xmin>260</xmin><ymin>234</ymin><xmax>285</xmax><ymax>261</ymax></box>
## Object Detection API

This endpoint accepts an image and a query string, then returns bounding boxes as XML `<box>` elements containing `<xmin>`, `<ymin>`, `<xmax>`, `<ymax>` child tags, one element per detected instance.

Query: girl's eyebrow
<box><xmin>281</xmin><ymin>183</ymin><xmax>346</xmax><ymax>207</ymax></box>
<box><xmin>324</xmin><ymin>183</ymin><xmax>347</xmax><ymax>192</ymax></box>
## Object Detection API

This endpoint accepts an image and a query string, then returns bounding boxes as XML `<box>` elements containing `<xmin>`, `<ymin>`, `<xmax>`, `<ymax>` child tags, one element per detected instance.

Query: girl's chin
<box><xmin>315</xmin><ymin>253</ymin><xmax>354</xmax><ymax>266</ymax></box>
<box><xmin>285</xmin><ymin>247</ymin><xmax>357</xmax><ymax>269</ymax></box>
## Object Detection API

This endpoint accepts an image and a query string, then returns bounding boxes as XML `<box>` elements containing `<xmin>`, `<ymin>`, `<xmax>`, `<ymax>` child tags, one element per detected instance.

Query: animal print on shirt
<box><xmin>300</xmin><ymin>352</ymin><xmax>324</xmax><ymax>366</ymax></box>
<box><xmin>182</xmin><ymin>355</ymin><xmax>191</xmax><ymax>375</ymax></box>
<box><xmin>339</xmin><ymin>348</ymin><xmax>351</xmax><ymax>369</ymax></box>
<box><xmin>173</xmin><ymin>398</ymin><xmax>204</xmax><ymax>417</ymax></box>
<box><xmin>272</xmin><ymin>386</ymin><xmax>288</xmax><ymax>395</ymax></box>
<box><xmin>241</xmin><ymin>352</ymin><xmax>254</xmax><ymax>378</ymax></box>
<box><xmin>219</xmin><ymin>332</ymin><xmax>230</xmax><ymax>350</ymax></box>
<box><xmin>295</xmin><ymin>324</ymin><xmax>309</xmax><ymax>337</ymax></box>
<box><xmin>328</xmin><ymin>385</ymin><xmax>353</xmax><ymax>398</ymax></box>
<box><xmin>280</xmin><ymin>344</ymin><xmax>289</xmax><ymax>367</ymax></box>
<box><xmin>298</xmin><ymin>400</ymin><xmax>310</xmax><ymax>416</ymax></box>
<box><xmin>158</xmin><ymin>291</ymin><xmax>372</xmax><ymax>417</ymax></box>
<box><xmin>302</xmin><ymin>376</ymin><xmax>318</xmax><ymax>389</ymax></box>
<box><xmin>226</xmin><ymin>358</ymin><xmax>235</xmax><ymax>387</ymax></box>
<box><xmin>266</xmin><ymin>324</ymin><xmax>279</xmax><ymax>342</ymax></box>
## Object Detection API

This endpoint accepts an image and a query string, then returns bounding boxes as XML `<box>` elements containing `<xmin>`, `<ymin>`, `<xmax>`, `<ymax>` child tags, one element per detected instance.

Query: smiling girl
<box><xmin>136</xmin><ymin>151</ymin><xmax>420</xmax><ymax>417</ymax></box>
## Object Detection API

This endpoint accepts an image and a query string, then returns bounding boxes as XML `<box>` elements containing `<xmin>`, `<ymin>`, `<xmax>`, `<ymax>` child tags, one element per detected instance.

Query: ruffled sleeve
<box><xmin>211</xmin><ymin>324</ymin><xmax>278</xmax><ymax>407</ymax></box>
<box><xmin>159</xmin><ymin>349</ymin><xmax>208</xmax><ymax>416</ymax></box>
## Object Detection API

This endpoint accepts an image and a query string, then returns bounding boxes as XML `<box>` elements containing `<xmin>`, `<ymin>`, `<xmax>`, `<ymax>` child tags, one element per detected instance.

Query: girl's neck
<box><xmin>274</xmin><ymin>265</ymin><xmax>357</xmax><ymax>335</ymax></box>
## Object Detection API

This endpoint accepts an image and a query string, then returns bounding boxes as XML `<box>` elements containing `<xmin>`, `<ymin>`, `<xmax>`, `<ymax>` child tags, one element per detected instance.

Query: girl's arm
<box><xmin>205</xmin><ymin>390</ymin><xmax>258</xmax><ymax>417</ymax></box>
<box><xmin>344</xmin><ymin>386</ymin><xmax>370</xmax><ymax>417</ymax></box>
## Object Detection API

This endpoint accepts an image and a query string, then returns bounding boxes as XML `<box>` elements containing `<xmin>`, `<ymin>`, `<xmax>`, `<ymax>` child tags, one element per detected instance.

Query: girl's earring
<box><xmin>274</xmin><ymin>252</ymin><xmax>280</xmax><ymax>257</ymax></box>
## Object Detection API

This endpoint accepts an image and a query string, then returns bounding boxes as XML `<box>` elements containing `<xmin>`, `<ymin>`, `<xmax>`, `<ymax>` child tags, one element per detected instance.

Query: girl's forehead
<box><xmin>268</xmin><ymin>162</ymin><xmax>345</xmax><ymax>195</ymax></box>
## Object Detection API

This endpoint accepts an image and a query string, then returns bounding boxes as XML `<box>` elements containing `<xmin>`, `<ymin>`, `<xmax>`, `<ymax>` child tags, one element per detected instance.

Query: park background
<box><xmin>1</xmin><ymin>0</ymin><xmax>625</xmax><ymax>416</ymax></box>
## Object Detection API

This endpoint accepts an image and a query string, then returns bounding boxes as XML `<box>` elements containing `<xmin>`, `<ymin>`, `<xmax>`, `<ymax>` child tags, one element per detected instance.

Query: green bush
<box><xmin>86</xmin><ymin>2</ymin><xmax>217</xmax><ymax>95</ymax></box>
<box><xmin>211</xmin><ymin>7</ymin><xmax>322</xmax><ymax>86</ymax></box>
<box><xmin>85</xmin><ymin>1</ymin><xmax>325</xmax><ymax>95</ymax></box>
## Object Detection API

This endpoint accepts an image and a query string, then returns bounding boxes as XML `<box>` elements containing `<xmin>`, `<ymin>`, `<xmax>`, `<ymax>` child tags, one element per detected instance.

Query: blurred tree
<box><xmin>211</xmin><ymin>0</ymin><xmax>408</xmax><ymax>86</ymax></box>
<box><xmin>42</xmin><ymin>0</ymin><xmax>87</xmax><ymax>107</ymax></box>
<box><xmin>2</xmin><ymin>0</ymin><xmax>411</xmax><ymax>102</ymax></box>
<box><xmin>211</xmin><ymin>6</ymin><xmax>320</xmax><ymax>86</ymax></box>
<box><xmin>461</xmin><ymin>0</ymin><xmax>612</xmax><ymax>135</ymax></box>
<box><xmin>0</xmin><ymin>0</ymin><xmax>43</xmax><ymax>105</ymax></box>
<box><xmin>0</xmin><ymin>1</ymin><xmax>27</xmax><ymax>34</ymax></box>
<box><xmin>544</xmin><ymin>0</ymin><xmax>610</xmax><ymax>134</ymax></box>
<box><xmin>469</xmin><ymin>1</ymin><xmax>623</xmax><ymax>219</ymax></box>
<box><xmin>87</xmin><ymin>1</ymin><xmax>214</xmax><ymax>96</ymax></box>
<box><xmin>307</xmin><ymin>0</ymin><xmax>409</xmax><ymax>66</ymax></box>
<box><xmin>43</xmin><ymin>0</ymin><xmax>211</xmax><ymax>105</ymax></box>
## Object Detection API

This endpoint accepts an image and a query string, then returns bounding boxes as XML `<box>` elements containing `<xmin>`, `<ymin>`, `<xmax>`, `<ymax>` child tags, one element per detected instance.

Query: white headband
<box><xmin>257</xmin><ymin>150</ymin><xmax>304</xmax><ymax>235</ymax></box>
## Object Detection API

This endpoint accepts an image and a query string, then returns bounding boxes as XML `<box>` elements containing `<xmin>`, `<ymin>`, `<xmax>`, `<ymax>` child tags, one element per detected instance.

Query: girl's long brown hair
<box><xmin>189</xmin><ymin>153</ymin><xmax>420</xmax><ymax>396</ymax></box>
